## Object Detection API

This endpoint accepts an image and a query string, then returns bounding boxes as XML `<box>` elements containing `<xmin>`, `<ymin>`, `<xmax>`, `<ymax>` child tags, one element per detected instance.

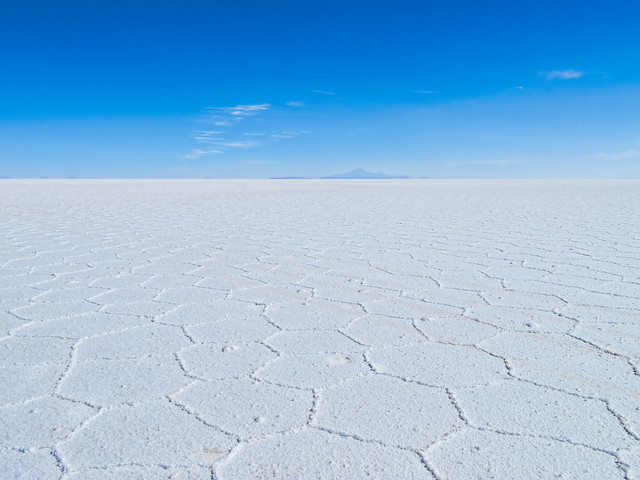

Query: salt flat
<box><xmin>1</xmin><ymin>179</ymin><xmax>639</xmax><ymax>479</ymax></box>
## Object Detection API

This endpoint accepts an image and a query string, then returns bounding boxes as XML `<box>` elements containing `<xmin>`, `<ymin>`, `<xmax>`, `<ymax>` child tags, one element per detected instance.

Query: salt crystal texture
<box><xmin>0</xmin><ymin>179</ymin><xmax>638</xmax><ymax>479</ymax></box>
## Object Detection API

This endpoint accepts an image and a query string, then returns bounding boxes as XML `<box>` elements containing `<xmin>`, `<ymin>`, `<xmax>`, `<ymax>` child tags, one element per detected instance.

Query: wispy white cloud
<box><xmin>179</xmin><ymin>149</ymin><xmax>224</xmax><ymax>159</ymax></box>
<box><xmin>270</xmin><ymin>130</ymin><xmax>309</xmax><ymax>139</ymax></box>
<box><xmin>208</xmin><ymin>103</ymin><xmax>271</xmax><ymax>117</ymax></box>
<box><xmin>587</xmin><ymin>149</ymin><xmax>639</xmax><ymax>161</ymax></box>
<box><xmin>213</xmin><ymin>140</ymin><xmax>259</xmax><ymax>148</ymax></box>
<box><xmin>203</xmin><ymin>103</ymin><xmax>271</xmax><ymax>126</ymax></box>
<box><xmin>414</xmin><ymin>90</ymin><xmax>436</xmax><ymax>94</ymax></box>
<box><xmin>191</xmin><ymin>130</ymin><xmax>223</xmax><ymax>142</ymax></box>
<box><xmin>181</xmin><ymin>102</ymin><xmax>307</xmax><ymax>160</ymax></box>
<box><xmin>543</xmin><ymin>69</ymin><xmax>584</xmax><ymax>80</ymax></box>
<box><xmin>514</xmin><ymin>86</ymin><xmax>524</xmax><ymax>89</ymax></box>
<box><xmin>285</xmin><ymin>101</ymin><xmax>305</xmax><ymax>107</ymax></box>
<box><xmin>312</xmin><ymin>89</ymin><xmax>335</xmax><ymax>96</ymax></box>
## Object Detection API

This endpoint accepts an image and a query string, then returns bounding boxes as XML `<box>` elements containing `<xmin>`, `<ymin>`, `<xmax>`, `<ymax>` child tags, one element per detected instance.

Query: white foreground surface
<box><xmin>1</xmin><ymin>179</ymin><xmax>639</xmax><ymax>479</ymax></box>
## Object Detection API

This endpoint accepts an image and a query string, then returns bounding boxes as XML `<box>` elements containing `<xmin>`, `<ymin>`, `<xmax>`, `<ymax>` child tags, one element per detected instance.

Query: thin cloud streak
<box><xmin>270</xmin><ymin>130</ymin><xmax>309</xmax><ymax>139</ymax></box>
<box><xmin>179</xmin><ymin>149</ymin><xmax>224</xmax><ymax>159</ymax></box>
<box><xmin>191</xmin><ymin>130</ymin><xmax>223</xmax><ymax>142</ymax></box>
<box><xmin>207</xmin><ymin>104</ymin><xmax>271</xmax><ymax>117</ymax></box>
<box><xmin>544</xmin><ymin>69</ymin><xmax>584</xmax><ymax>80</ymax></box>
<box><xmin>213</xmin><ymin>140</ymin><xmax>259</xmax><ymax>148</ymax></box>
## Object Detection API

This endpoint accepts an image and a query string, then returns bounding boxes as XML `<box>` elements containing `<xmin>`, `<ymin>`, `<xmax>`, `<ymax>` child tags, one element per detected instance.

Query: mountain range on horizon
<box><xmin>271</xmin><ymin>168</ymin><xmax>414</xmax><ymax>180</ymax></box>
<box><xmin>322</xmin><ymin>168</ymin><xmax>412</xmax><ymax>179</ymax></box>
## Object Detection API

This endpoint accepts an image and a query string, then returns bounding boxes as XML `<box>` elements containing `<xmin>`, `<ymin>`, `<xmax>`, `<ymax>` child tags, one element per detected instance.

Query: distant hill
<box><xmin>321</xmin><ymin>168</ymin><xmax>411</xmax><ymax>179</ymax></box>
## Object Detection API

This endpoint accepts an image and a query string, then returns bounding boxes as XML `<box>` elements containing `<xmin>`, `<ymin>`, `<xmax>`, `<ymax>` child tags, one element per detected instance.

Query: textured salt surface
<box><xmin>1</xmin><ymin>179</ymin><xmax>639</xmax><ymax>479</ymax></box>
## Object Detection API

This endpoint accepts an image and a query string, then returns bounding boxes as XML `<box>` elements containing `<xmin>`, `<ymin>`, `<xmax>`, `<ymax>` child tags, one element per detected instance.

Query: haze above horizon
<box><xmin>1</xmin><ymin>0</ymin><xmax>639</xmax><ymax>178</ymax></box>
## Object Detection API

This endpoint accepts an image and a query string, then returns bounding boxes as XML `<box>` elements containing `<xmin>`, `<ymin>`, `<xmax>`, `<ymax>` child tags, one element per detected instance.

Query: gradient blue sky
<box><xmin>1</xmin><ymin>0</ymin><xmax>639</xmax><ymax>178</ymax></box>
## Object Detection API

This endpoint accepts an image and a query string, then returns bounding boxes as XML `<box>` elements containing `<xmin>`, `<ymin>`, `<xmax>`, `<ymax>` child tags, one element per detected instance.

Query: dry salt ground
<box><xmin>1</xmin><ymin>179</ymin><xmax>639</xmax><ymax>480</ymax></box>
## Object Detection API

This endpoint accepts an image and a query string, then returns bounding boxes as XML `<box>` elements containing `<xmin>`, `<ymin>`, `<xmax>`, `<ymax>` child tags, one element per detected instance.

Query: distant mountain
<box><xmin>321</xmin><ymin>168</ymin><xmax>411</xmax><ymax>179</ymax></box>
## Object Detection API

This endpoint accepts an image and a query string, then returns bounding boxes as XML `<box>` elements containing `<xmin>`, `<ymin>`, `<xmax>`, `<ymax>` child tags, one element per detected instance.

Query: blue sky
<box><xmin>1</xmin><ymin>0</ymin><xmax>639</xmax><ymax>178</ymax></box>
